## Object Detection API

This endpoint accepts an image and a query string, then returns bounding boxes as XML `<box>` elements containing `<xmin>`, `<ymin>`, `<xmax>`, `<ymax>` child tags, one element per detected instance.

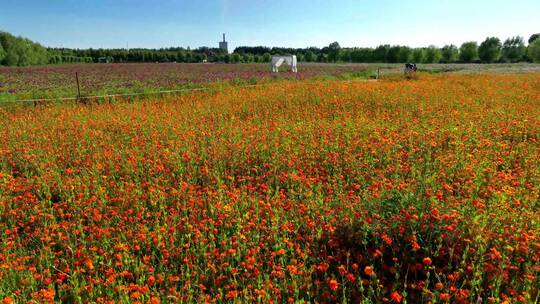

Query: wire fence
<box><xmin>0</xmin><ymin>78</ymin><xmax>378</xmax><ymax>110</ymax></box>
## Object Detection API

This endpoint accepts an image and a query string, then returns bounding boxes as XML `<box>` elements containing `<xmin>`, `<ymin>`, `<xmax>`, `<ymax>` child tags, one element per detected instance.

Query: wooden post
<box><xmin>75</xmin><ymin>72</ymin><xmax>81</xmax><ymax>100</ymax></box>
<box><xmin>377</xmin><ymin>68</ymin><xmax>380</xmax><ymax>79</ymax></box>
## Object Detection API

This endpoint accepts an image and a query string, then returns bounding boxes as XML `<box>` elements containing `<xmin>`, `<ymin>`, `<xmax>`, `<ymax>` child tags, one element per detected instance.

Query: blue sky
<box><xmin>1</xmin><ymin>0</ymin><xmax>539</xmax><ymax>50</ymax></box>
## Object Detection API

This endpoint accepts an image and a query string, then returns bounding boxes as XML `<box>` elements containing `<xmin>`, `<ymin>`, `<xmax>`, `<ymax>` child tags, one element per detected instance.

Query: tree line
<box><xmin>235</xmin><ymin>35</ymin><xmax>540</xmax><ymax>64</ymax></box>
<box><xmin>2</xmin><ymin>30</ymin><xmax>540</xmax><ymax>66</ymax></box>
<box><xmin>0</xmin><ymin>31</ymin><xmax>49</xmax><ymax>66</ymax></box>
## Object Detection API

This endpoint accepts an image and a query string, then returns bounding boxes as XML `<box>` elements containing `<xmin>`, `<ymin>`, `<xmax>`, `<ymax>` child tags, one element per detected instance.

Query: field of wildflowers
<box><xmin>2</xmin><ymin>62</ymin><xmax>538</xmax><ymax>103</ymax></box>
<box><xmin>0</xmin><ymin>63</ymin><xmax>372</xmax><ymax>102</ymax></box>
<box><xmin>0</xmin><ymin>73</ymin><xmax>539</xmax><ymax>303</ymax></box>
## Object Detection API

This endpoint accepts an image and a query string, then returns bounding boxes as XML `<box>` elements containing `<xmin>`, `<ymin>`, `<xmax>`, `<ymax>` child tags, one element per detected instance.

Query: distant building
<box><xmin>219</xmin><ymin>33</ymin><xmax>228</xmax><ymax>53</ymax></box>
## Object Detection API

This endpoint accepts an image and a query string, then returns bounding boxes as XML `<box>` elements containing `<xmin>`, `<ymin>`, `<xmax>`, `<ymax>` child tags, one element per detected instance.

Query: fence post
<box><xmin>377</xmin><ymin>68</ymin><xmax>380</xmax><ymax>80</ymax></box>
<box><xmin>75</xmin><ymin>72</ymin><xmax>81</xmax><ymax>100</ymax></box>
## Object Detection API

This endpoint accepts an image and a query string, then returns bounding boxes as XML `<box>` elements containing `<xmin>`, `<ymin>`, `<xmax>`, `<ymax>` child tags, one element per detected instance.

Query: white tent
<box><xmin>271</xmin><ymin>55</ymin><xmax>298</xmax><ymax>73</ymax></box>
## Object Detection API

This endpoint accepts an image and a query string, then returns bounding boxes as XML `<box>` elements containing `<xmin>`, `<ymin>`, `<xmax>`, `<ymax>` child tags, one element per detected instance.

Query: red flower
<box><xmin>423</xmin><ymin>257</ymin><xmax>432</xmax><ymax>266</ymax></box>
<box><xmin>391</xmin><ymin>291</ymin><xmax>403</xmax><ymax>303</ymax></box>
<box><xmin>439</xmin><ymin>293</ymin><xmax>451</xmax><ymax>302</ymax></box>
<box><xmin>2</xmin><ymin>297</ymin><xmax>13</xmax><ymax>304</ymax></box>
<box><xmin>328</xmin><ymin>279</ymin><xmax>338</xmax><ymax>291</ymax></box>
<box><xmin>364</xmin><ymin>266</ymin><xmax>374</xmax><ymax>276</ymax></box>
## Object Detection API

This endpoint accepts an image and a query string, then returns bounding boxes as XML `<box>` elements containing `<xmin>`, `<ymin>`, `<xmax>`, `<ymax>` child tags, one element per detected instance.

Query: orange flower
<box><xmin>364</xmin><ymin>266</ymin><xmax>374</xmax><ymax>276</ymax></box>
<box><xmin>382</xmin><ymin>234</ymin><xmax>393</xmax><ymax>245</ymax></box>
<box><xmin>423</xmin><ymin>257</ymin><xmax>432</xmax><ymax>266</ymax></box>
<box><xmin>328</xmin><ymin>279</ymin><xmax>338</xmax><ymax>291</ymax></box>
<box><xmin>147</xmin><ymin>296</ymin><xmax>160</xmax><ymax>304</ymax></box>
<box><xmin>2</xmin><ymin>297</ymin><xmax>13</xmax><ymax>304</ymax></box>
<box><xmin>85</xmin><ymin>258</ymin><xmax>94</xmax><ymax>270</ymax></box>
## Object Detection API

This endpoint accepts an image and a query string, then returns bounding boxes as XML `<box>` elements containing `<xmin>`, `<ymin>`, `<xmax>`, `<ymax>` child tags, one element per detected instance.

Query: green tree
<box><xmin>327</xmin><ymin>42</ymin><xmax>341</xmax><ymax>62</ymax></box>
<box><xmin>528</xmin><ymin>38</ymin><xmax>540</xmax><ymax>63</ymax></box>
<box><xmin>231</xmin><ymin>53</ymin><xmax>241</xmax><ymax>63</ymax></box>
<box><xmin>397</xmin><ymin>47</ymin><xmax>411</xmax><ymax>63</ymax></box>
<box><xmin>304</xmin><ymin>51</ymin><xmax>315</xmax><ymax>62</ymax></box>
<box><xmin>459</xmin><ymin>41</ymin><xmax>478</xmax><ymax>63</ymax></box>
<box><xmin>386</xmin><ymin>46</ymin><xmax>401</xmax><ymax>63</ymax></box>
<box><xmin>412</xmin><ymin>48</ymin><xmax>425</xmax><ymax>63</ymax></box>
<box><xmin>339</xmin><ymin>49</ymin><xmax>351</xmax><ymax>62</ymax></box>
<box><xmin>262</xmin><ymin>53</ymin><xmax>271</xmax><ymax>62</ymax></box>
<box><xmin>177</xmin><ymin>52</ymin><xmax>185</xmax><ymax>62</ymax></box>
<box><xmin>372</xmin><ymin>45</ymin><xmax>389</xmax><ymax>62</ymax></box>
<box><xmin>350</xmin><ymin>48</ymin><xmax>372</xmax><ymax>63</ymax></box>
<box><xmin>441</xmin><ymin>45</ymin><xmax>459</xmax><ymax>63</ymax></box>
<box><xmin>501</xmin><ymin>36</ymin><xmax>525</xmax><ymax>62</ymax></box>
<box><xmin>528</xmin><ymin>33</ymin><xmax>540</xmax><ymax>44</ymax></box>
<box><xmin>478</xmin><ymin>37</ymin><xmax>501</xmax><ymax>63</ymax></box>
<box><xmin>424</xmin><ymin>46</ymin><xmax>442</xmax><ymax>63</ymax></box>
<box><xmin>4</xmin><ymin>52</ymin><xmax>19</xmax><ymax>66</ymax></box>
<box><xmin>242</xmin><ymin>53</ymin><xmax>253</xmax><ymax>63</ymax></box>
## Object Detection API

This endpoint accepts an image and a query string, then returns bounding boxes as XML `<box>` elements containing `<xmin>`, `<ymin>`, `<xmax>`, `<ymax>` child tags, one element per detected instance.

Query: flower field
<box><xmin>0</xmin><ymin>63</ymin><xmax>372</xmax><ymax>102</ymax></box>
<box><xmin>0</xmin><ymin>73</ymin><xmax>539</xmax><ymax>303</ymax></box>
<box><xmin>2</xmin><ymin>62</ymin><xmax>538</xmax><ymax>103</ymax></box>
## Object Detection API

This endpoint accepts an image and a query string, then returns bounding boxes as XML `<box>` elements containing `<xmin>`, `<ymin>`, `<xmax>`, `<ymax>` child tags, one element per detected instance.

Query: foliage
<box><xmin>372</xmin><ymin>45</ymin><xmax>389</xmax><ymax>62</ymax></box>
<box><xmin>231</xmin><ymin>53</ymin><xmax>241</xmax><ymax>63</ymax></box>
<box><xmin>411</xmin><ymin>48</ymin><xmax>425</xmax><ymax>63</ymax></box>
<box><xmin>397</xmin><ymin>47</ymin><xmax>411</xmax><ymax>63</ymax></box>
<box><xmin>386</xmin><ymin>46</ymin><xmax>401</xmax><ymax>63</ymax></box>
<box><xmin>441</xmin><ymin>44</ymin><xmax>459</xmax><ymax>63</ymax></box>
<box><xmin>459</xmin><ymin>41</ymin><xmax>479</xmax><ymax>63</ymax></box>
<box><xmin>478</xmin><ymin>37</ymin><xmax>502</xmax><ymax>63</ymax></box>
<box><xmin>528</xmin><ymin>38</ymin><xmax>540</xmax><ymax>63</ymax></box>
<box><xmin>528</xmin><ymin>33</ymin><xmax>540</xmax><ymax>44</ymax></box>
<box><xmin>0</xmin><ymin>30</ymin><xmax>537</xmax><ymax>66</ymax></box>
<box><xmin>424</xmin><ymin>46</ymin><xmax>442</xmax><ymax>63</ymax></box>
<box><xmin>501</xmin><ymin>36</ymin><xmax>526</xmax><ymax>63</ymax></box>
<box><xmin>0</xmin><ymin>31</ymin><xmax>49</xmax><ymax>66</ymax></box>
<box><xmin>0</xmin><ymin>43</ymin><xmax>5</xmax><ymax>62</ymax></box>
<box><xmin>327</xmin><ymin>42</ymin><xmax>341</xmax><ymax>62</ymax></box>
<box><xmin>304</xmin><ymin>51</ymin><xmax>315</xmax><ymax>62</ymax></box>
<box><xmin>262</xmin><ymin>53</ymin><xmax>271</xmax><ymax>63</ymax></box>
<box><xmin>350</xmin><ymin>48</ymin><xmax>372</xmax><ymax>63</ymax></box>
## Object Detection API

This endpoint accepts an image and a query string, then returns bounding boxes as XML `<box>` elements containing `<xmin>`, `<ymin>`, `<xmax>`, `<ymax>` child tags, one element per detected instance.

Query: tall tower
<box><xmin>219</xmin><ymin>33</ymin><xmax>228</xmax><ymax>53</ymax></box>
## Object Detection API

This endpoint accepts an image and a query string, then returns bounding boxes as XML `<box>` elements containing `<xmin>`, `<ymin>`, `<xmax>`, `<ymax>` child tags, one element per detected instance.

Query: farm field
<box><xmin>0</xmin><ymin>73</ymin><xmax>539</xmax><ymax>303</ymax></box>
<box><xmin>0</xmin><ymin>63</ymin><xmax>370</xmax><ymax>102</ymax></box>
<box><xmin>1</xmin><ymin>62</ymin><xmax>539</xmax><ymax>103</ymax></box>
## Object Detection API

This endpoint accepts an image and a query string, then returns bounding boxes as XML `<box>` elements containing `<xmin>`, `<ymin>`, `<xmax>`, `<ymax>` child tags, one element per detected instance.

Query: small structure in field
<box><xmin>271</xmin><ymin>55</ymin><xmax>298</xmax><ymax>73</ymax></box>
